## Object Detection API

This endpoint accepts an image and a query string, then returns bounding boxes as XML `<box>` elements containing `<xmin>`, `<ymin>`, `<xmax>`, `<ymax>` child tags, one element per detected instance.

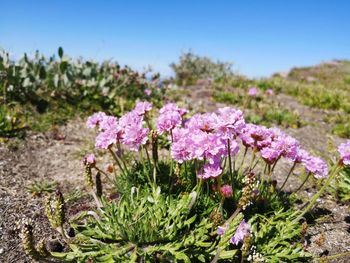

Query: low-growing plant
<box><xmin>170</xmin><ymin>51</ymin><xmax>234</xmax><ymax>85</ymax></box>
<box><xmin>21</xmin><ymin>102</ymin><xmax>350</xmax><ymax>262</ymax></box>
<box><xmin>0</xmin><ymin>104</ymin><xmax>26</xmax><ymax>138</ymax></box>
<box><xmin>26</xmin><ymin>180</ymin><xmax>58</xmax><ymax>197</ymax></box>
<box><xmin>0</xmin><ymin>47</ymin><xmax>163</xmax><ymax>138</ymax></box>
<box><xmin>331</xmin><ymin>166</ymin><xmax>350</xmax><ymax>203</ymax></box>
<box><xmin>213</xmin><ymin>89</ymin><xmax>302</xmax><ymax>128</ymax></box>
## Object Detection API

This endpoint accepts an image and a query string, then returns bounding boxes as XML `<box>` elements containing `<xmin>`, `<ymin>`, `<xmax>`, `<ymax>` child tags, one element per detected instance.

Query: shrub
<box><xmin>170</xmin><ymin>51</ymin><xmax>234</xmax><ymax>85</ymax></box>
<box><xmin>21</xmin><ymin>102</ymin><xmax>350</xmax><ymax>262</ymax></box>
<box><xmin>0</xmin><ymin>47</ymin><xmax>163</xmax><ymax>137</ymax></box>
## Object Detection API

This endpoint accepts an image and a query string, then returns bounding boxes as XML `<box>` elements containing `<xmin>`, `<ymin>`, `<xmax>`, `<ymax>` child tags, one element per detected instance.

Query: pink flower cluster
<box><xmin>338</xmin><ymin>140</ymin><xmax>350</xmax><ymax>166</ymax></box>
<box><xmin>87</xmin><ymin>101</ymin><xmax>151</xmax><ymax>151</ymax></box>
<box><xmin>239</xmin><ymin>124</ymin><xmax>328</xmax><ymax>178</ymax></box>
<box><xmin>167</xmin><ymin>107</ymin><xmax>244</xmax><ymax>179</ymax></box>
<box><xmin>230</xmin><ymin>219</ymin><xmax>251</xmax><ymax>245</ymax></box>
<box><xmin>164</xmin><ymin>105</ymin><xmax>329</xmax><ymax>180</ymax></box>
<box><xmin>157</xmin><ymin>103</ymin><xmax>187</xmax><ymax>134</ymax></box>
<box><xmin>88</xmin><ymin>102</ymin><xmax>330</xmax><ymax>180</ymax></box>
<box><xmin>248</xmin><ymin>87</ymin><xmax>258</xmax><ymax>97</ymax></box>
<box><xmin>266</xmin><ymin>88</ymin><xmax>274</xmax><ymax>96</ymax></box>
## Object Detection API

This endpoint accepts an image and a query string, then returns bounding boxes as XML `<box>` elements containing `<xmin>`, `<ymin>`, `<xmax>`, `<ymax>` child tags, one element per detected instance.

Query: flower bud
<box><xmin>45</xmin><ymin>190</ymin><xmax>65</xmax><ymax>232</ymax></box>
<box><xmin>220</xmin><ymin>184</ymin><xmax>233</xmax><ymax>198</ymax></box>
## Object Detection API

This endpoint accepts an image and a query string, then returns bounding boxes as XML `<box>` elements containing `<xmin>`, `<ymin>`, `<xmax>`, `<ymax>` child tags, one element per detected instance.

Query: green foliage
<box><xmin>41</xmin><ymin>154</ymin><xmax>311</xmax><ymax>262</ymax></box>
<box><xmin>333</xmin><ymin>167</ymin><xmax>350</xmax><ymax>202</ymax></box>
<box><xmin>333</xmin><ymin>122</ymin><xmax>350</xmax><ymax>139</ymax></box>
<box><xmin>0</xmin><ymin>104</ymin><xmax>26</xmax><ymax>138</ymax></box>
<box><xmin>170</xmin><ymin>51</ymin><xmax>234</xmax><ymax>85</ymax></box>
<box><xmin>0</xmin><ymin>47</ymin><xmax>163</xmax><ymax>137</ymax></box>
<box><xmin>26</xmin><ymin>180</ymin><xmax>57</xmax><ymax>196</ymax></box>
<box><xmin>250</xmin><ymin>209</ymin><xmax>311</xmax><ymax>262</ymax></box>
<box><xmin>213</xmin><ymin>91</ymin><xmax>242</xmax><ymax>105</ymax></box>
<box><xmin>213</xmin><ymin>89</ymin><xmax>303</xmax><ymax>128</ymax></box>
<box><xmin>53</xmin><ymin>187</ymin><xmax>223</xmax><ymax>262</ymax></box>
<box><xmin>326</xmin><ymin>114</ymin><xmax>350</xmax><ymax>139</ymax></box>
<box><xmin>247</xmin><ymin>107</ymin><xmax>303</xmax><ymax>128</ymax></box>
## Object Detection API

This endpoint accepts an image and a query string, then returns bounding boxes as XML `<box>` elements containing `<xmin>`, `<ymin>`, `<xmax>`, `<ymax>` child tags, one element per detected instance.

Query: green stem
<box><xmin>296</xmin><ymin>164</ymin><xmax>342</xmax><ymax>222</ymax></box>
<box><xmin>279</xmin><ymin>162</ymin><xmax>297</xmax><ymax>191</ymax></box>
<box><xmin>267</xmin><ymin>157</ymin><xmax>281</xmax><ymax>183</ymax></box>
<box><xmin>314</xmin><ymin>251</ymin><xmax>350</xmax><ymax>261</ymax></box>
<box><xmin>238</xmin><ymin>147</ymin><xmax>248</xmax><ymax>175</ymax></box>
<box><xmin>295</xmin><ymin>170</ymin><xmax>311</xmax><ymax>193</ymax></box>
<box><xmin>248</xmin><ymin>151</ymin><xmax>256</xmax><ymax>172</ymax></box>
<box><xmin>144</xmin><ymin>146</ymin><xmax>152</xmax><ymax>167</ymax></box>
<box><xmin>108</xmin><ymin>148</ymin><xmax>126</xmax><ymax>176</ymax></box>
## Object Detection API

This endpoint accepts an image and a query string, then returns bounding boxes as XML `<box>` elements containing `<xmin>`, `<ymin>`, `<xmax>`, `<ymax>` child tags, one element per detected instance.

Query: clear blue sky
<box><xmin>1</xmin><ymin>0</ymin><xmax>350</xmax><ymax>77</ymax></box>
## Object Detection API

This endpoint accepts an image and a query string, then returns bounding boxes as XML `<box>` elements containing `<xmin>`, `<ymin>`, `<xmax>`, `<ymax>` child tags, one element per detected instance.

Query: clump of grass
<box><xmin>332</xmin><ymin>167</ymin><xmax>350</xmax><ymax>203</ymax></box>
<box><xmin>324</xmin><ymin>114</ymin><xmax>350</xmax><ymax>139</ymax></box>
<box><xmin>213</xmin><ymin>89</ymin><xmax>303</xmax><ymax>128</ymax></box>
<box><xmin>0</xmin><ymin>104</ymin><xmax>26</xmax><ymax>138</ymax></box>
<box><xmin>26</xmin><ymin>180</ymin><xmax>57</xmax><ymax>197</ymax></box>
<box><xmin>213</xmin><ymin>91</ymin><xmax>243</xmax><ymax>105</ymax></box>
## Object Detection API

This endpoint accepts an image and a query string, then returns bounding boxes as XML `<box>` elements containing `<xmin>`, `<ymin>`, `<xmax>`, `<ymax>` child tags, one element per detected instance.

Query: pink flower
<box><xmin>294</xmin><ymin>148</ymin><xmax>310</xmax><ymax>163</ymax></box>
<box><xmin>217</xmin><ymin>224</ymin><xmax>228</xmax><ymax>236</ymax></box>
<box><xmin>230</xmin><ymin>220</ymin><xmax>251</xmax><ymax>245</ymax></box>
<box><xmin>86</xmin><ymin>112</ymin><xmax>107</xmax><ymax>129</ymax></box>
<box><xmin>261</xmin><ymin>146</ymin><xmax>281</xmax><ymax>164</ymax></box>
<box><xmin>99</xmin><ymin>116</ymin><xmax>118</xmax><ymax>131</ymax></box>
<box><xmin>240</xmin><ymin>124</ymin><xmax>273</xmax><ymax>150</ymax></box>
<box><xmin>119</xmin><ymin>111</ymin><xmax>143</xmax><ymax>128</ymax></box>
<box><xmin>198</xmin><ymin>162</ymin><xmax>222</xmax><ymax>179</ymax></box>
<box><xmin>260</xmin><ymin>131</ymin><xmax>300</xmax><ymax>164</ymax></box>
<box><xmin>157</xmin><ymin>110</ymin><xmax>182</xmax><ymax>134</ymax></box>
<box><xmin>338</xmin><ymin>140</ymin><xmax>350</xmax><ymax>166</ymax></box>
<box><xmin>266</xmin><ymin>89</ymin><xmax>274</xmax><ymax>95</ymax></box>
<box><xmin>190</xmin><ymin>131</ymin><xmax>226</xmax><ymax>163</ymax></box>
<box><xmin>171</xmin><ymin>129</ymin><xmax>193</xmax><ymax>163</ymax></box>
<box><xmin>95</xmin><ymin>129</ymin><xmax>119</xmax><ymax>149</ymax></box>
<box><xmin>248</xmin><ymin>87</ymin><xmax>258</xmax><ymax>97</ymax></box>
<box><xmin>216</xmin><ymin>107</ymin><xmax>246</xmax><ymax>137</ymax></box>
<box><xmin>302</xmin><ymin>155</ymin><xmax>328</xmax><ymax>179</ymax></box>
<box><xmin>121</xmin><ymin>124</ymin><xmax>149</xmax><ymax>151</ymax></box>
<box><xmin>220</xmin><ymin>185</ymin><xmax>233</xmax><ymax>198</ymax></box>
<box><xmin>279</xmin><ymin>135</ymin><xmax>299</xmax><ymax>160</ymax></box>
<box><xmin>159</xmin><ymin>103</ymin><xmax>187</xmax><ymax>116</ymax></box>
<box><xmin>134</xmin><ymin>101</ymin><xmax>153</xmax><ymax>116</ymax></box>
<box><xmin>144</xmin><ymin>88</ymin><xmax>152</xmax><ymax>96</ymax></box>
<box><xmin>185</xmin><ymin>113</ymin><xmax>219</xmax><ymax>133</ymax></box>
<box><xmin>85</xmin><ymin>153</ymin><xmax>95</xmax><ymax>165</ymax></box>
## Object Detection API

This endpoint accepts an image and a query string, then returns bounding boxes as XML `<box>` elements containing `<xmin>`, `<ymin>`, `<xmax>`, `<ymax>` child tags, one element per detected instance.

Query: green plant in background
<box><xmin>0</xmin><ymin>47</ymin><xmax>163</xmax><ymax>138</ymax></box>
<box><xmin>170</xmin><ymin>51</ymin><xmax>235</xmax><ymax>85</ymax></box>
<box><xmin>0</xmin><ymin>104</ymin><xmax>26</xmax><ymax>138</ymax></box>
<box><xmin>21</xmin><ymin>102</ymin><xmax>350</xmax><ymax>262</ymax></box>
<box><xmin>26</xmin><ymin>180</ymin><xmax>58</xmax><ymax>197</ymax></box>
<box><xmin>331</xmin><ymin>167</ymin><xmax>350</xmax><ymax>203</ymax></box>
<box><xmin>266</xmin><ymin>66</ymin><xmax>350</xmax><ymax>126</ymax></box>
<box><xmin>212</xmin><ymin>89</ymin><xmax>303</xmax><ymax>128</ymax></box>
<box><xmin>324</xmin><ymin>114</ymin><xmax>350</xmax><ymax>139</ymax></box>
<box><xmin>213</xmin><ymin>91</ymin><xmax>243</xmax><ymax>105</ymax></box>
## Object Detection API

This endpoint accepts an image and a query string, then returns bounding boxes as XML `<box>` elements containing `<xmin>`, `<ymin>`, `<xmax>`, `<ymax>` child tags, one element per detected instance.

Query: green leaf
<box><xmin>219</xmin><ymin>249</ymin><xmax>238</xmax><ymax>259</ymax></box>
<box><xmin>58</xmin><ymin>47</ymin><xmax>64</xmax><ymax>59</ymax></box>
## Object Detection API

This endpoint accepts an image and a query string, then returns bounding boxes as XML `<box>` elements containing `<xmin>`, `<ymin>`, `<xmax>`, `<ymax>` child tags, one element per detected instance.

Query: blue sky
<box><xmin>1</xmin><ymin>0</ymin><xmax>350</xmax><ymax>77</ymax></box>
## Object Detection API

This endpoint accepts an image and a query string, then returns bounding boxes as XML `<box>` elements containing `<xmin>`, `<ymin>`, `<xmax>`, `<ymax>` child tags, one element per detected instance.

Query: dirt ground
<box><xmin>1</xmin><ymin>85</ymin><xmax>349</xmax><ymax>262</ymax></box>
